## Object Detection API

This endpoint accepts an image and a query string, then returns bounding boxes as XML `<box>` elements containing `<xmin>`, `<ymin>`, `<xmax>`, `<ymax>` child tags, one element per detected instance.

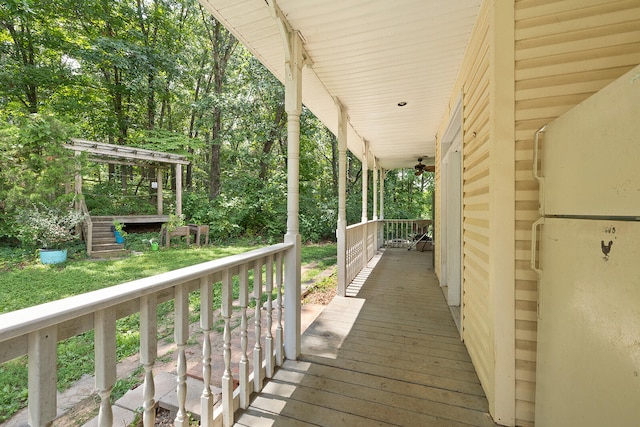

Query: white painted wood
<box><xmin>361</xmin><ymin>140</ymin><xmax>368</xmax><ymax>224</ymax></box>
<box><xmin>284</xmin><ymin>30</ymin><xmax>303</xmax><ymax>361</ymax></box>
<box><xmin>235</xmin><ymin>265</ymin><xmax>249</xmax><ymax>411</ymax></box>
<box><xmin>253</xmin><ymin>259</ymin><xmax>263</xmax><ymax>392</ymax></box>
<box><xmin>200</xmin><ymin>276</ymin><xmax>215</xmax><ymax>425</ymax></box>
<box><xmin>336</xmin><ymin>99</ymin><xmax>348</xmax><ymax>297</ymax></box>
<box><xmin>198</xmin><ymin>1</ymin><xmax>482</xmax><ymax>170</ymax></box>
<box><xmin>275</xmin><ymin>252</ymin><xmax>284</xmax><ymax>366</ymax></box>
<box><xmin>174</xmin><ymin>283</ymin><xmax>189</xmax><ymax>427</ymax></box>
<box><xmin>140</xmin><ymin>294</ymin><xmax>158</xmax><ymax>427</ymax></box>
<box><xmin>372</xmin><ymin>158</ymin><xmax>378</xmax><ymax>221</ymax></box>
<box><xmin>379</xmin><ymin>168</ymin><xmax>385</xmax><ymax>220</ymax></box>
<box><xmin>28</xmin><ymin>326</ymin><xmax>57</xmax><ymax>427</ymax></box>
<box><xmin>95</xmin><ymin>308</ymin><xmax>116</xmax><ymax>427</ymax></box>
<box><xmin>221</xmin><ymin>269</ymin><xmax>234</xmax><ymax>427</ymax></box>
<box><xmin>265</xmin><ymin>255</ymin><xmax>274</xmax><ymax>378</ymax></box>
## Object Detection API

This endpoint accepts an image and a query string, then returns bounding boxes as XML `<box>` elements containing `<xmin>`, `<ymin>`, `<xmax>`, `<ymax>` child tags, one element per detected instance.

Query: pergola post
<box><xmin>336</xmin><ymin>99</ymin><xmax>348</xmax><ymax>297</ymax></box>
<box><xmin>157</xmin><ymin>168</ymin><xmax>163</xmax><ymax>215</ymax></box>
<box><xmin>175</xmin><ymin>164</ymin><xmax>183</xmax><ymax>217</ymax></box>
<box><xmin>283</xmin><ymin>31</ymin><xmax>304</xmax><ymax>360</ymax></box>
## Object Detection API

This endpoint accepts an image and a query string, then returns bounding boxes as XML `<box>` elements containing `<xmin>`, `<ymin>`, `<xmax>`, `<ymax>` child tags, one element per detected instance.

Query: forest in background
<box><xmin>0</xmin><ymin>0</ymin><xmax>433</xmax><ymax>244</ymax></box>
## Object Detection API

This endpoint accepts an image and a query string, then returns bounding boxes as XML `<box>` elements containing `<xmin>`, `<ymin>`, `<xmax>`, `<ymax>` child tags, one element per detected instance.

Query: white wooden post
<box><xmin>275</xmin><ymin>252</ymin><xmax>284</xmax><ymax>365</ymax></box>
<box><xmin>284</xmin><ymin>31</ymin><xmax>304</xmax><ymax>360</ymax></box>
<box><xmin>380</xmin><ymin>168</ymin><xmax>385</xmax><ymax>220</ymax></box>
<box><xmin>336</xmin><ymin>99</ymin><xmax>348</xmax><ymax>297</ymax></box>
<box><xmin>373</xmin><ymin>158</ymin><xmax>378</xmax><ymax>220</ymax></box>
<box><xmin>95</xmin><ymin>308</ymin><xmax>116</xmax><ymax>427</ymax></box>
<box><xmin>175</xmin><ymin>163</ymin><xmax>182</xmax><ymax>217</ymax></box>
<box><xmin>238</xmin><ymin>265</ymin><xmax>250</xmax><ymax>409</ymax></box>
<box><xmin>199</xmin><ymin>276</ymin><xmax>214</xmax><ymax>425</ymax></box>
<box><xmin>174</xmin><ymin>284</ymin><xmax>189</xmax><ymax>427</ymax></box>
<box><xmin>157</xmin><ymin>167</ymin><xmax>163</xmax><ymax>215</ymax></box>
<box><xmin>221</xmin><ymin>269</ymin><xmax>234</xmax><ymax>427</ymax></box>
<box><xmin>253</xmin><ymin>259</ymin><xmax>263</xmax><ymax>392</ymax></box>
<box><xmin>373</xmin><ymin>158</ymin><xmax>379</xmax><ymax>251</ymax></box>
<box><xmin>28</xmin><ymin>326</ymin><xmax>57</xmax><ymax>427</ymax></box>
<box><xmin>265</xmin><ymin>256</ymin><xmax>274</xmax><ymax>377</ymax></box>
<box><xmin>140</xmin><ymin>295</ymin><xmax>158</xmax><ymax>427</ymax></box>
<box><xmin>361</xmin><ymin>140</ymin><xmax>368</xmax><ymax>269</ymax></box>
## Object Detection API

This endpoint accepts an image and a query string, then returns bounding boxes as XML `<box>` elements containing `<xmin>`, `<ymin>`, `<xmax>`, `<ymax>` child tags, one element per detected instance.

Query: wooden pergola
<box><xmin>64</xmin><ymin>138</ymin><xmax>189</xmax><ymax>216</ymax></box>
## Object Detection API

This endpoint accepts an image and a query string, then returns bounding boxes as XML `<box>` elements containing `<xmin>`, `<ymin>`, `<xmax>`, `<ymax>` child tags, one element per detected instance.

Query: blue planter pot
<box><xmin>114</xmin><ymin>231</ymin><xmax>125</xmax><ymax>244</ymax></box>
<box><xmin>40</xmin><ymin>249</ymin><xmax>67</xmax><ymax>265</ymax></box>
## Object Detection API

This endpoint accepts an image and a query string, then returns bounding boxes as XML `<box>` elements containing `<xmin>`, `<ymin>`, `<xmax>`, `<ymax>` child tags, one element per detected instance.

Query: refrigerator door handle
<box><xmin>531</xmin><ymin>217</ymin><xmax>544</xmax><ymax>319</ymax></box>
<box><xmin>530</xmin><ymin>217</ymin><xmax>544</xmax><ymax>276</ymax></box>
<box><xmin>533</xmin><ymin>125</ymin><xmax>547</xmax><ymax>215</ymax></box>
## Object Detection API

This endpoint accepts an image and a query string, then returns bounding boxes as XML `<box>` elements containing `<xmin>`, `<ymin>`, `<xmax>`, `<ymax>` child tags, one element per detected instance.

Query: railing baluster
<box><xmin>200</xmin><ymin>275</ymin><xmax>214</xmax><ymax>426</ymax></box>
<box><xmin>238</xmin><ymin>264</ymin><xmax>250</xmax><ymax>409</ymax></box>
<box><xmin>265</xmin><ymin>255</ymin><xmax>274</xmax><ymax>378</ymax></box>
<box><xmin>253</xmin><ymin>259</ymin><xmax>263</xmax><ymax>392</ymax></box>
<box><xmin>28</xmin><ymin>326</ymin><xmax>57</xmax><ymax>427</ymax></box>
<box><xmin>140</xmin><ymin>295</ymin><xmax>157</xmax><ymax>427</ymax></box>
<box><xmin>95</xmin><ymin>308</ymin><xmax>116</xmax><ymax>427</ymax></box>
<box><xmin>275</xmin><ymin>251</ymin><xmax>284</xmax><ymax>366</ymax></box>
<box><xmin>174</xmin><ymin>283</ymin><xmax>189</xmax><ymax>427</ymax></box>
<box><xmin>221</xmin><ymin>269</ymin><xmax>234</xmax><ymax>427</ymax></box>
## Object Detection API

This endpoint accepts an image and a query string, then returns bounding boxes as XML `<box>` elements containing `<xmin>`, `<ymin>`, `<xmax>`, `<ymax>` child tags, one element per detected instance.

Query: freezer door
<box><xmin>540</xmin><ymin>64</ymin><xmax>640</xmax><ymax>217</ymax></box>
<box><xmin>535</xmin><ymin>218</ymin><xmax>640</xmax><ymax>426</ymax></box>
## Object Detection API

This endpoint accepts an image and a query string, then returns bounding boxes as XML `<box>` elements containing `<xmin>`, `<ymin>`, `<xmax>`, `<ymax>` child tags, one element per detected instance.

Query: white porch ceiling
<box><xmin>199</xmin><ymin>0</ymin><xmax>480</xmax><ymax>170</ymax></box>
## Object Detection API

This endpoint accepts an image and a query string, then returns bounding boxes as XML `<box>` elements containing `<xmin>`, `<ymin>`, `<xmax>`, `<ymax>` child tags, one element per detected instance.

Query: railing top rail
<box><xmin>0</xmin><ymin>242</ymin><xmax>293</xmax><ymax>342</ymax></box>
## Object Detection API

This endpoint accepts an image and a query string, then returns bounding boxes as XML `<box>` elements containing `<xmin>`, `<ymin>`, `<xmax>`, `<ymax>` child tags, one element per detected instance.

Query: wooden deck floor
<box><xmin>234</xmin><ymin>248</ymin><xmax>497</xmax><ymax>426</ymax></box>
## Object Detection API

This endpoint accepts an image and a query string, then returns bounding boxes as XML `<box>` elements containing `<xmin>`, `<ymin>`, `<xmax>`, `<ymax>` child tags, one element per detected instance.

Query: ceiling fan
<box><xmin>414</xmin><ymin>157</ymin><xmax>428</xmax><ymax>176</ymax></box>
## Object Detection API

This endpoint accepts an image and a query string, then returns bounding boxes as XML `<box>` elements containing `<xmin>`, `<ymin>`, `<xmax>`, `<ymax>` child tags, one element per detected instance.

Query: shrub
<box><xmin>16</xmin><ymin>203</ymin><xmax>86</xmax><ymax>249</ymax></box>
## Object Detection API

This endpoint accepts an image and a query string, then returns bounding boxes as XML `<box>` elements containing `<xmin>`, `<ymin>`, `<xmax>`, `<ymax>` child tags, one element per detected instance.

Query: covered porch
<box><xmin>236</xmin><ymin>248</ymin><xmax>495</xmax><ymax>426</ymax></box>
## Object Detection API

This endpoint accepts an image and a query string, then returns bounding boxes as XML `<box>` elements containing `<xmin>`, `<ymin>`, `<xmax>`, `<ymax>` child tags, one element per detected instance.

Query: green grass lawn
<box><xmin>0</xmin><ymin>236</ymin><xmax>336</xmax><ymax>422</ymax></box>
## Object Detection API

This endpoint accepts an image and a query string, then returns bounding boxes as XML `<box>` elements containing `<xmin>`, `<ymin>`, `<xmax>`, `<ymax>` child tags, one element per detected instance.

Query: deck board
<box><xmin>235</xmin><ymin>249</ymin><xmax>497</xmax><ymax>427</ymax></box>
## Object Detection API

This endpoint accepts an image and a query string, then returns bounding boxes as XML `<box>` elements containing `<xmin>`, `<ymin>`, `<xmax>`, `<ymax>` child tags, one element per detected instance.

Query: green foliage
<box><xmin>16</xmin><ymin>203</ymin><xmax>86</xmax><ymax>249</ymax></box>
<box><xmin>0</xmin><ymin>114</ymin><xmax>80</xmax><ymax>239</ymax></box>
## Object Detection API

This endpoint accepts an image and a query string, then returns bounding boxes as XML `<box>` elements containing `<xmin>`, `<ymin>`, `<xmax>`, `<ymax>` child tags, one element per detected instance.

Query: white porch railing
<box><xmin>383</xmin><ymin>219</ymin><xmax>430</xmax><ymax>248</ymax></box>
<box><xmin>0</xmin><ymin>243</ymin><xmax>293</xmax><ymax>427</ymax></box>
<box><xmin>345</xmin><ymin>220</ymin><xmax>382</xmax><ymax>285</ymax></box>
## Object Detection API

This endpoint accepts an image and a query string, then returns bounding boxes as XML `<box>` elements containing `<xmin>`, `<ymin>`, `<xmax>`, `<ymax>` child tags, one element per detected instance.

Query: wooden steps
<box><xmin>89</xmin><ymin>217</ymin><xmax>127</xmax><ymax>258</ymax></box>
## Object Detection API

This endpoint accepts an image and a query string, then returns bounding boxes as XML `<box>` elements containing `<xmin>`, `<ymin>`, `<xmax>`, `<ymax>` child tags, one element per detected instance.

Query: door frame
<box><xmin>440</xmin><ymin>95</ymin><xmax>464</xmax><ymax>332</ymax></box>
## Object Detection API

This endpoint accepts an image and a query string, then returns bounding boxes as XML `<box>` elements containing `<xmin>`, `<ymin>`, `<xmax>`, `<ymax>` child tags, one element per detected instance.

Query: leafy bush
<box><xmin>16</xmin><ymin>203</ymin><xmax>86</xmax><ymax>249</ymax></box>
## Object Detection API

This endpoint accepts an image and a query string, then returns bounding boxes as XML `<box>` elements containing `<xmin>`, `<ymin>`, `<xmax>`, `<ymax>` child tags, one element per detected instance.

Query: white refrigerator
<box><xmin>532</xmin><ymin>64</ymin><xmax>640</xmax><ymax>426</ymax></box>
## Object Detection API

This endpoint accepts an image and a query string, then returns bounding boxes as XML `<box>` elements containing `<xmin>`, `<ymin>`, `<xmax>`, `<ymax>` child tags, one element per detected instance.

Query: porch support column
<box><xmin>372</xmin><ymin>158</ymin><xmax>378</xmax><ymax>251</ymax></box>
<box><xmin>380</xmin><ymin>168</ymin><xmax>385</xmax><ymax>220</ymax></box>
<box><xmin>361</xmin><ymin>140</ymin><xmax>368</xmax><ymax>268</ymax></box>
<box><xmin>361</xmin><ymin>140</ymin><xmax>368</xmax><ymax>223</ymax></box>
<box><xmin>336</xmin><ymin>99</ymin><xmax>348</xmax><ymax>297</ymax></box>
<box><xmin>373</xmin><ymin>158</ymin><xmax>378</xmax><ymax>220</ymax></box>
<box><xmin>283</xmin><ymin>30</ymin><xmax>304</xmax><ymax>360</ymax></box>
<box><xmin>175</xmin><ymin>163</ymin><xmax>183</xmax><ymax>217</ymax></box>
<box><xmin>157</xmin><ymin>167</ymin><xmax>163</xmax><ymax>215</ymax></box>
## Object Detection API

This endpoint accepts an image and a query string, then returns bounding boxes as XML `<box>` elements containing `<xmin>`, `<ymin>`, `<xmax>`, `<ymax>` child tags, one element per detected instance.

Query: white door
<box><xmin>535</xmin><ymin>218</ymin><xmax>640</xmax><ymax>426</ymax></box>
